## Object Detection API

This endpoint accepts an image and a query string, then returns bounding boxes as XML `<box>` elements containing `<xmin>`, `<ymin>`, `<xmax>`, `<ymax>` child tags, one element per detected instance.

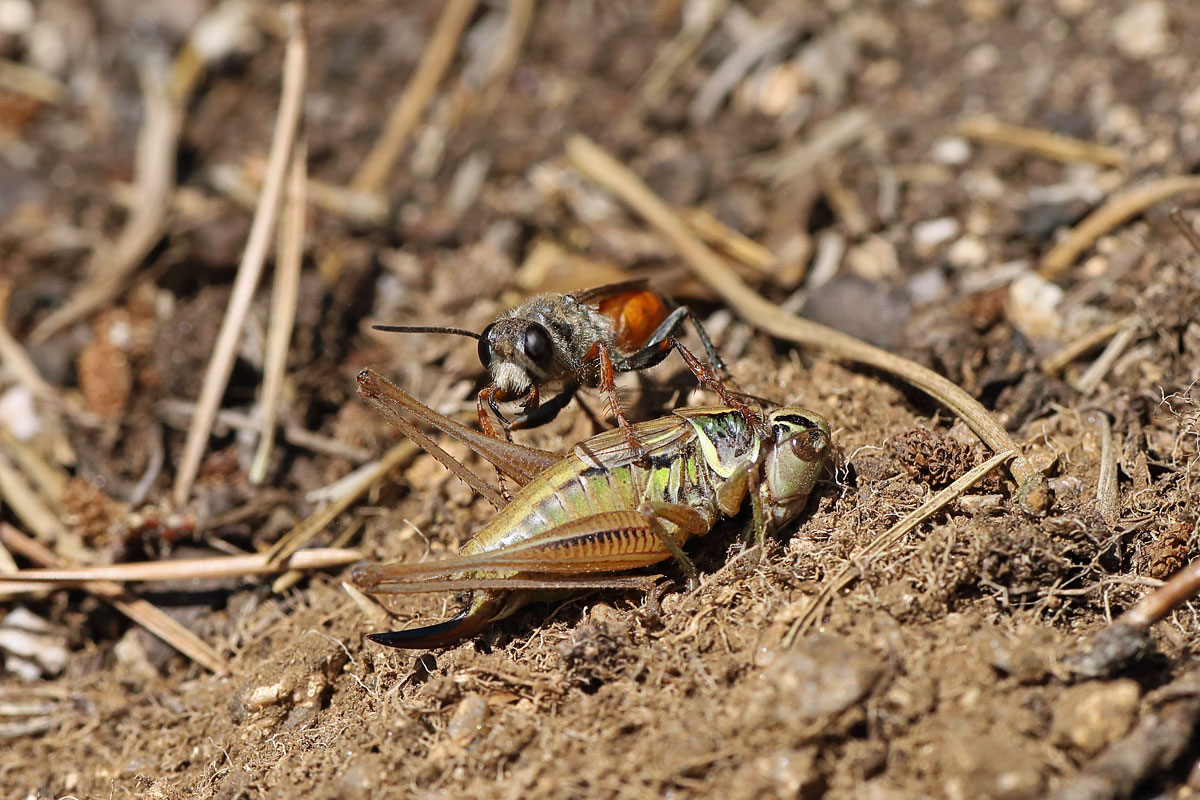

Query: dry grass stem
<box><xmin>1041</xmin><ymin>314</ymin><xmax>1141</xmax><ymax>375</ymax></box>
<box><xmin>681</xmin><ymin>208</ymin><xmax>776</xmax><ymax>273</ymax></box>
<box><xmin>0</xmin><ymin>523</ymin><xmax>226</xmax><ymax>673</ymax></box>
<box><xmin>784</xmin><ymin>449</ymin><xmax>1016</xmax><ymax>645</ymax></box>
<box><xmin>250</xmin><ymin>137</ymin><xmax>307</xmax><ymax>484</ymax></box>
<box><xmin>0</xmin><ymin>448</ymin><xmax>75</xmax><ymax>552</ymax></box>
<box><xmin>745</xmin><ymin>108</ymin><xmax>873</xmax><ymax>185</ymax></box>
<box><xmin>0</xmin><ymin>56</ymin><xmax>65</xmax><ymax>104</ymax></box>
<box><xmin>341</xmin><ymin>580</ymin><xmax>390</xmax><ymax>625</ymax></box>
<box><xmin>158</xmin><ymin>400</ymin><xmax>373</xmax><ymax>464</ymax></box>
<box><xmin>28</xmin><ymin>58</ymin><xmax>181</xmax><ymax>345</ymax></box>
<box><xmin>265</xmin><ymin>441</ymin><xmax>418</xmax><ymax>566</ymax></box>
<box><xmin>474</xmin><ymin>0</ymin><xmax>535</xmax><ymax>116</ymax></box>
<box><xmin>566</xmin><ymin>134</ymin><xmax>1045</xmax><ymax>507</ymax></box>
<box><xmin>689</xmin><ymin>22</ymin><xmax>794</xmax><ymax>125</ymax></box>
<box><xmin>173</xmin><ymin>8</ymin><xmax>307</xmax><ymax>506</ymax></box>
<box><xmin>959</xmin><ymin>117</ymin><xmax>1124</xmax><ymax>167</ymax></box>
<box><xmin>350</xmin><ymin>0</ymin><xmax>479</xmax><ymax>194</ymax></box>
<box><xmin>637</xmin><ymin>0</ymin><xmax>728</xmax><ymax>107</ymax></box>
<box><xmin>1169</xmin><ymin>207</ymin><xmax>1200</xmax><ymax>255</ymax></box>
<box><xmin>1074</xmin><ymin>320</ymin><xmax>1139</xmax><ymax>395</ymax></box>
<box><xmin>0</xmin><ymin>547</ymin><xmax>361</xmax><ymax>585</ymax></box>
<box><xmin>1039</xmin><ymin>176</ymin><xmax>1200</xmax><ymax>280</ymax></box>
<box><xmin>1093</xmin><ymin>411</ymin><xmax>1119</xmax><ymax>526</ymax></box>
<box><xmin>272</xmin><ymin>520</ymin><xmax>363</xmax><ymax>593</ymax></box>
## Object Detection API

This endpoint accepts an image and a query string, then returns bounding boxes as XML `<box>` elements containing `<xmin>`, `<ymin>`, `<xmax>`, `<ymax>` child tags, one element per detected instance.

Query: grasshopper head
<box><xmin>760</xmin><ymin>409</ymin><xmax>831</xmax><ymax>528</ymax></box>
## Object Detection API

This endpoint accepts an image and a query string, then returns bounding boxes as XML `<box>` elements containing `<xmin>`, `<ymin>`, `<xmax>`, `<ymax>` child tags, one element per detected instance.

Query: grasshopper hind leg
<box><xmin>366</xmin><ymin>591</ymin><xmax>513</xmax><ymax>650</ymax></box>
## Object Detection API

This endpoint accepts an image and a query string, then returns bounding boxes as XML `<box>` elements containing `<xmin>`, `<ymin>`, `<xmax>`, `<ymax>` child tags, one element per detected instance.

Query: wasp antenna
<box><xmin>372</xmin><ymin>324</ymin><xmax>482</xmax><ymax>339</ymax></box>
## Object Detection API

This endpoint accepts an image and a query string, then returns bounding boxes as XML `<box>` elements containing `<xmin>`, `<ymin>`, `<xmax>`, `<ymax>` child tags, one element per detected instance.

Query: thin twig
<box><xmin>0</xmin><ymin>523</ymin><xmax>226</xmax><ymax>673</ymax></box>
<box><xmin>0</xmin><ymin>447</ymin><xmax>77</xmax><ymax>554</ymax></box>
<box><xmin>959</xmin><ymin>117</ymin><xmax>1124</xmax><ymax>167</ymax></box>
<box><xmin>565</xmin><ymin>134</ymin><xmax>1046</xmax><ymax>509</ymax></box>
<box><xmin>0</xmin><ymin>547</ymin><xmax>360</xmax><ymax>584</ymax></box>
<box><xmin>782</xmin><ymin>450</ymin><xmax>1015</xmax><ymax>646</ymax></box>
<box><xmin>1039</xmin><ymin>176</ymin><xmax>1200</xmax><ymax>280</ymax></box>
<box><xmin>264</xmin><ymin>441</ymin><xmax>418</xmax><ymax>567</ymax></box>
<box><xmin>1041</xmin><ymin>315</ymin><xmax>1141</xmax><ymax>375</ymax></box>
<box><xmin>173</xmin><ymin>8</ymin><xmax>307</xmax><ymax>505</ymax></box>
<box><xmin>158</xmin><ymin>400</ymin><xmax>374</xmax><ymax>464</ymax></box>
<box><xmin>250</xmin><ymin>136</ymin><xmax>306</xmax><ymax>484</ymax></box>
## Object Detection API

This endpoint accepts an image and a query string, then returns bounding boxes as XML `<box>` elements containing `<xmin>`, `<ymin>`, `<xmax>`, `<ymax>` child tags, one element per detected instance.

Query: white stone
<box><xmin>1007</xmin><ymin>271</ymin><xmax>1064</xmax><ymax>342</ymax></box>
<box><xmin>931</xmin><ymin>137</ymin><xmax>971</xmax><ymax>166</ymax></box>
<box><xmin>1113</xmin><ymin>1</ymin><xmax>1168</xmax><ymax>61</ymax></box>
<box><xmin>0</xmin><ymin>386</ymin><xmax>39</xmax><ymax>441</ymax></box>
<box><xmin>948</xmin><ymin>235</ymin><xmax>989</xmax><ymax>270</ymax></box>
<box><xmin>0</xmin><ymin>0</ymin><xmax>33</xmax><ymax>34</ymax></box>
<box><xmin>912</xmin><ymin>217</ymin><xmax>961</xmax><ymax>253</ymax></box>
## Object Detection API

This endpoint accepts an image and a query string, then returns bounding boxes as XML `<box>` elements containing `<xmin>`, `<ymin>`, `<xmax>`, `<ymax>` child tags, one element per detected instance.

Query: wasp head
<box><xmin>477</xmin><ymin>317</ymin><xmax>557</xmax><ymax>396</ymax></box>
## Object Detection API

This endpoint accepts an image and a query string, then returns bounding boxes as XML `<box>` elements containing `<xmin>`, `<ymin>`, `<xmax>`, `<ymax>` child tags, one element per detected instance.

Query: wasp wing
<box><xmin>567</xmin><ymin>279</ymin><xmax>654</xmax><ymax>305</ymax></box>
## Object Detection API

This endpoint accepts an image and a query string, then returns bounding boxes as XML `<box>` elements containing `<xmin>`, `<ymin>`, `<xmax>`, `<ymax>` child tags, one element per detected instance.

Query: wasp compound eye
<box><xmin>523</xmin><ymin>323</ymin><xmax>553</xmax><ymax>368</ymax></box>
<box><xmin>478</xmin><ymin>323</ymin><xmax>496</xmax><ymax>369</ymax></box>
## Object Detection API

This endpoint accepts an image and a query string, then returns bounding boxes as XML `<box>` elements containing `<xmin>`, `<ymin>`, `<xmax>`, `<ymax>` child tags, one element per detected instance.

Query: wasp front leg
<box><xmin>590</xmin><ymin>341</ymin><xmax>649</xmax><ymax>461</ymax></box>
<box><xmin>624</xmin><ymin>336</ymin><xmax>766</xmax><ymax>435</ymax></box>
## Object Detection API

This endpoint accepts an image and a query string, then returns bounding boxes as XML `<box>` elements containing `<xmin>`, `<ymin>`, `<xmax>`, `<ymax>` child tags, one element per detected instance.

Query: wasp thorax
<box><xmin>479</xmin><ymin>318</ymin><xmax>557</xmax><ymax>395</ymax></box>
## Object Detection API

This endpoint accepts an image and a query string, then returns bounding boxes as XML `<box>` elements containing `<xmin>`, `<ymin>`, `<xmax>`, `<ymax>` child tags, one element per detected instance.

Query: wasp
<box><xmin>350</xmin><ymin>369</ymin><xmax>830</xmax><ymax>649</ymax></box>
<box><xmin>373</xmin><ymin>280</ymin><xmax>759</xmax><ymax>455</ymax></box>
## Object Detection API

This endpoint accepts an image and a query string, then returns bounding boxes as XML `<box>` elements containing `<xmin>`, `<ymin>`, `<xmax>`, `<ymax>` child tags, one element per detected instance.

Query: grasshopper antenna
<box><xmin>372</xmin><ymin>324</ymin><xmax>481</xmax><ymax>339</ymax></box>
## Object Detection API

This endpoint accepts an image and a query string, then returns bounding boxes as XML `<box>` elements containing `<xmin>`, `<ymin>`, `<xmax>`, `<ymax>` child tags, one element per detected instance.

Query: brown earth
<box><xmin>2</xmin><ymin>1</ymin><xmax>1200</xmax><ymax>798</ymax></box>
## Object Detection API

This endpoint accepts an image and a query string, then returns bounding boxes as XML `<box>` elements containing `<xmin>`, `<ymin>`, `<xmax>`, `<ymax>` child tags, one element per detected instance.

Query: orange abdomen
<box><xmin>596</xmin><ymin>290</ymin><xmax>670</xmax><ymax>352</ymax></box>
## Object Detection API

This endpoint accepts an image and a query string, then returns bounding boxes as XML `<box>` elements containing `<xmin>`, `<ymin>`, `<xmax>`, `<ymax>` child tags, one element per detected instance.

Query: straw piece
<box><xmin>172</xmin><ymin>9</ymin><xmax>307</xmax><ymax>505</ymax></box>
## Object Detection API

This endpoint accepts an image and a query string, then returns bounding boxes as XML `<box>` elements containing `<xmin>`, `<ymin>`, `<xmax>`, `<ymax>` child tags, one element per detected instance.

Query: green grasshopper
<box><xmin>351</xmin><ymin>369</ymin><xmax>831</xmax><ymax>649</ymax></box>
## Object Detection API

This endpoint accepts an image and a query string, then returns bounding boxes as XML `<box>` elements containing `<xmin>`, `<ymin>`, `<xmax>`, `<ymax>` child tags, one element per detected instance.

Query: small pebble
<box><xmin>446</xmin><ymin>693</ymin><xmax>490</xmax><ymax>746</ymax></box>
<box><xmin>846</xmin><ymin>235</ymin><xmax>899</xmax><ymax>280</ymax></box>
<box><xmin>912</xmin><ymin>217</ymin><xmax>961</xmax><ymax>255</ymax></box>
<box><xmin>0</xmin><ymin>386</ymin><xmax>39</xmax><ymax>440</ymax></box>
<box><xmin>0</xmin><ymin>0</ymin><xmax>33</xmax><ymax>34</ymax></box>
<box><xmin>755</xmin><ymin>634</ymin><xmax>883</xmax><ymax>719</ymax></box>
<box><xmin>907</xmin><ymin>267</ymin><xmax>948</xmax><ymax>304</ymax></box>
<box><xmin>0</xmin><ymin>607</ymin><xmax>67</xmax><ymax>678</ymax></box>
<box><xmin>931</xmin><ymin>137</ymin><xmax>971</xmax><ymax>166</ymax></box>
<box><xmin>1112</xmin><ymin>1</ymin><xmax>1168</xmax><ymax>60</ymax></box>
<box><xmin>1051</xmin><ymin>680</ymin><xmax>1140</xmax><ymax>756</ymax></box>
<box><xmin>947</xmin><ymin>236</ymin><xmax>989</xmax><ymax>270</ymax></box>
<box><xmin>1006</xmin><ymin>271</ymin><xmax>1063</xmax><ymax>343</ymax></box>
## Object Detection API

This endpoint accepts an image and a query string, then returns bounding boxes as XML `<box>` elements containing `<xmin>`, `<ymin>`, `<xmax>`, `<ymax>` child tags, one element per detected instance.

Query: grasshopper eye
<box><xmin>523</xmin><ymin>324</ymin><xmax>552</xmax><ymax>368</ymax></box>
<box><xmin>478</xmin><ymin>323</ymin><xmax>495</xmax><ymax>369</ymax></box>
<box><xmin>790</xmin><ymin>428</ymin><xmax>828</xmax><ymax>463</ymax></box>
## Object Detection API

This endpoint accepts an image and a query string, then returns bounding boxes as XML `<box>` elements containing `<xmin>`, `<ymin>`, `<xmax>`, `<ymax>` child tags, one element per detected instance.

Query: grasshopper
<box><xmin>351</xmin><ymin>369</ymin><xmax>830</xmax><ymax>649</ymax></box>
